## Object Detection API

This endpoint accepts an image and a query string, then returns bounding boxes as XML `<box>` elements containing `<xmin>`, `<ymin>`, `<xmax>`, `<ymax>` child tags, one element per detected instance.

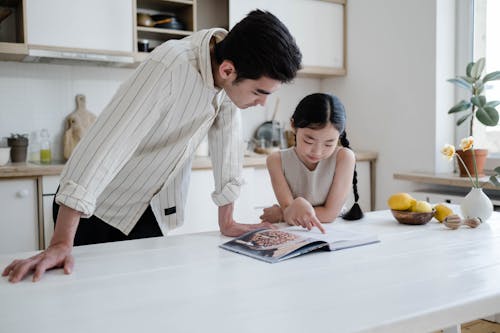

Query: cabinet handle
<box><xmin>16</xmin><ymin>189</ymin><xmax>30</xmax><ymax>198</ymax></box>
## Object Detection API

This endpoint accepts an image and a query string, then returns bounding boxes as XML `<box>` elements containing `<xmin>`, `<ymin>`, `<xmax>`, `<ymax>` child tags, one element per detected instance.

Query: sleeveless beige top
<box><xmin>280</xmin><ymin>147</ymin><xmax>341</xmax><ymax>206</ymax></box>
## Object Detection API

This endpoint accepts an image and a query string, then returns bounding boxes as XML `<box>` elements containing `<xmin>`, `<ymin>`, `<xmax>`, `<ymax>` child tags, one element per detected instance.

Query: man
<box><xmin>3</xmin><ymin>10</ymin><xmax>302</xmax><ymax>283</ymax></box>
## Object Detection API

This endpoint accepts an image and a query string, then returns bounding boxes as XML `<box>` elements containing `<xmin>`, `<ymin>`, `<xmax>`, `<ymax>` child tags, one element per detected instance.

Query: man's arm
<box><xmin>2</xmin><ymin>204</ymin><xmax>81</xmax><ymax>283</ymax></box>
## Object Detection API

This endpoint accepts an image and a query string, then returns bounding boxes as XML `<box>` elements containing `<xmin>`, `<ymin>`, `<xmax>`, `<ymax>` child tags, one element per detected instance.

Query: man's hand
<box><xmin>218</xmin><ymin>203</ymin><xmax>274</xmax><ymax>237</ymax></box>
<box><xmin>259</xmin><ymin>204</ymin><xmax>283</xmax><ymax>223</ymax></box>
<box><xmin>2</xmin><ymin>204</ymin><xmax>81</xmax><ymax>283</ymax></box>
<box><xmin>283</xmin><ymin>197</ymin><xmax>326</xmax><ymax>233</ymax></box>
<box><xmin>2</xmin><ymin>243</ymin><xmax>74</xmax><ymax>283</ymax></box>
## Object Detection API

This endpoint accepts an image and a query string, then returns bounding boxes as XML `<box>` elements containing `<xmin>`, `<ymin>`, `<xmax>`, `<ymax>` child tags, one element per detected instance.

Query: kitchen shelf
<box><xmin>135</xmin><ymin>0</ymin><xmax>196</xmax><ymax>53</ymax></box>
<box><xmin>297</xmin><ymin>66</ymin><xmax>346</xmax><ymax>78</ymax></box>
<box><xmin>0</xmin><ymin>41</ymin><xmax>27</xmax><ymax>60</ymax></box>
<box><xmin>136</xmin><ymin>26</ymin><xmax>191</xmax><ymax>40</ymax></box>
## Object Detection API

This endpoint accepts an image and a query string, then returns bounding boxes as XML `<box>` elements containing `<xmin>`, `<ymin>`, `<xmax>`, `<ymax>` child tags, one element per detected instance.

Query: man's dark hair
<box><xmin>214</xmin><ymin>10</ymin><xmax>302</xmax><ymax>83</ymax></box>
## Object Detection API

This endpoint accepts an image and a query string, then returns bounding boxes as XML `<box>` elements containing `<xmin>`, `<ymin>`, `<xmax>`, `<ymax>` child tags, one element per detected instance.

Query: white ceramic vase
<box><xmin>460</xmin><ymin>188</ymin><xmax>493</xmax><ymax>222</ymax></box>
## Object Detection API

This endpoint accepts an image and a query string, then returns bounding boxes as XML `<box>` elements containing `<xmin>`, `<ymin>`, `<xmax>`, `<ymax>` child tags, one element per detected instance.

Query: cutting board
<box><xmin>63</xmin><ymin>94</ymin><xmax>96</xmax><ymax>160</ymax></box>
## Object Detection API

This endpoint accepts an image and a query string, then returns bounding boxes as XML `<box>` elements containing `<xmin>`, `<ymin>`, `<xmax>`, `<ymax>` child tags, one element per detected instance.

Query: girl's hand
<box><xmin>260</xmin><ymin>204</ymin><xmax>283</xmax><ymax>223</ymax></box>
<box><xmin>283</xmin><ymin>197</ymin><xmax>326</xmax><ymax>233</ymax></box>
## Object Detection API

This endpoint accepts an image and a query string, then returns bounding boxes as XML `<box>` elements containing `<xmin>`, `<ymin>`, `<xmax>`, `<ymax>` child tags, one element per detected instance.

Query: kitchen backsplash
<box><xmin>0</xmin><ymin>61</ymin><xmax>320</xmax><ymax>161</ymax></box>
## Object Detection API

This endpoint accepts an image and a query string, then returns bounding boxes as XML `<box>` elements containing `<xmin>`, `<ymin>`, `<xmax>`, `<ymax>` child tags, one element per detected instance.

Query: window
<box><xmin>473</xmin><ymin>0</ymin><xmax>500</xmax><ymax>164</ymax></box>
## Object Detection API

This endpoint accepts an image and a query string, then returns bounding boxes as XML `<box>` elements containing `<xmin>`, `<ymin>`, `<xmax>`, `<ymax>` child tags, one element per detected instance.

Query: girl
<box><xmin>260</xmin><ymin>93</ymin><xmax>363</xmax><ymax>232</ymax></box>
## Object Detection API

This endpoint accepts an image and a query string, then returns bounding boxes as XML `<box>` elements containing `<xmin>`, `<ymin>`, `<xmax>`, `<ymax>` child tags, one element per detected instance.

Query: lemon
<box><xmin>412</xmin><ymin>200</ymin><xmax>433</xmax><ymax>213</ymax></box>
<box><xmin>434</xmin><ymin>203</ymin><xmax>453</xmax><ymax>222</ymax></box>
<box><xmin>387</xmin><ymin>193</ymin><xmax>416</xmax><ymax>211</ymax></box>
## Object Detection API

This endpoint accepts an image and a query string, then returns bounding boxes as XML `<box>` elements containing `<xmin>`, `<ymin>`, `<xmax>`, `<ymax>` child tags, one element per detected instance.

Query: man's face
<box><xmin>224</xmin><ymin>76</ymin><xmax>281</xmax><ymax>109</ymax></box>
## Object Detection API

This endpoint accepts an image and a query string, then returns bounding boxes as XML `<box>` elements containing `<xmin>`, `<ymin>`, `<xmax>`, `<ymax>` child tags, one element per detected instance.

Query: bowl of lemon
<box><xmin>387</xmin><ymin>192</ymin><xmax>446</xmax><ymax>225</ymax></box>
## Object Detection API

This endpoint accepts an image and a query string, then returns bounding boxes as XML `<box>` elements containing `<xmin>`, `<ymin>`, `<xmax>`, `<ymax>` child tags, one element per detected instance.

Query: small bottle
<box><xmin>28</xmin><ymin>131</ymin><xmax>40</xmax><ymax>163</ymax></box>
<box><xmin>39</xmin><ymin>129</ymin><xmax>52</xmax><ymax>164</ymax></box>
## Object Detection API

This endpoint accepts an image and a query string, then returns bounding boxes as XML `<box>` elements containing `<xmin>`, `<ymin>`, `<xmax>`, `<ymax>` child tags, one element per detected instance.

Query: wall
<box><xmin>321</xmin><ymin>0</ymin><xmax>455</xmax><ymax>209</ymax></box>
<box><xmin>0</xmin><ymin>61</ymin><xmax>131</xmax><ymax>161</ymax></box>
<box><xmin>0</xmin><ymin>61</ymin><xmax>320</xmax><ymax>161</ymax></box>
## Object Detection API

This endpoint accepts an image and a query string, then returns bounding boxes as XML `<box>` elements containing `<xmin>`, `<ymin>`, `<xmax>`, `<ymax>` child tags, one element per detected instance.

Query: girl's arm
<box><xmin>266</xmin><ymin>152</ymin><xmax>325</xmax><ymax>233</ymax></box>
<box><xmin>314</xmin><ymin>148</ymin><xmax>356</xmax><ymax>222</ymax></box>
<box><xmin>266</xmin><ymin>152</ymin><xmax>294</xmax><ymax>212</ymax></box>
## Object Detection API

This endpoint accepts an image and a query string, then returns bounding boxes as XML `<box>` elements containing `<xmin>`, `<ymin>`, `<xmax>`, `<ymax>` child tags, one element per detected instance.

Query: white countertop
<box><xmin>1</xmin><ymin>209</ymin><xmax>499</xmax><ymax>333</ymax></box>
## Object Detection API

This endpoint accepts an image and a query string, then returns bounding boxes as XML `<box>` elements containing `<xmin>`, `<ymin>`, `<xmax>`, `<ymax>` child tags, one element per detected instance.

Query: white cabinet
<box><xmin>0</xmin><ymin>179</ymin><xmax>39</xmax><ymax>254</ymax></box>
<box><xmin>229</xmin><ymin>0</ymin><xmax>345</xmax><ymax>73</ymax></box>
<box><xmin>25</xmin><ymin>0</ymin><xmax>134</xmax><ymax>52</ymax></box>
<box><xmin>41</xmin><ymin>176</ymin><xmax>60</xmax><ymax>248</ymax></box>
<box><xmin>169</xmin><ymin>167</ymin><xmax>273</xmax><ymax>235</ymax></box>
<box><xmin>171</xmin><ymin>159</ymin><xmax>373</xmax><ymax>235</ymax></box>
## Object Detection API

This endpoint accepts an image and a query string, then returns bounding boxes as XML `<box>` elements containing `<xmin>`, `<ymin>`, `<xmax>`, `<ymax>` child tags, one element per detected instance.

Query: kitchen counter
<box><xmin>394</xmin><ymin>171</ymin><xmax>499</xmax><ymax>190</ymax></box>
<box><xmin>1</xmin><ymin>209</ymin><xmax>500</xmax><ymax>333</ymax></box>
<box><xmin>0</xmin><ymin>151</ymin><xmax>378</xmax><ymax>178</ymax></box>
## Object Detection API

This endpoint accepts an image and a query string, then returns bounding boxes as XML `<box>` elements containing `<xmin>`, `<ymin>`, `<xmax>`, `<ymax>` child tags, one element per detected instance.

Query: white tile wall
<box><xmin>0</xmin><ymin>61</ymin><xmax>320</xmax><ymax>161</ymax></box>
<box><xmin>0</xmin><ymin>61</ymin><xmax>132</xmax><ymax>161</ymax></box>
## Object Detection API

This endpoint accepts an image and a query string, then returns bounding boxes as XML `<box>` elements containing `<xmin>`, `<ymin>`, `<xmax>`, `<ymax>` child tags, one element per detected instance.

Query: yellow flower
<box><xmin>460</xmin><ymin>136</ymin><xmax>474</xmax><ymax>151</ymax></box>
<box><xmin>441</xmin><ymin>144</ymin><xmax>456</xmax><ymax>160</ymax></box>
<box><xmin>440</xmin><ymin>139</ymin><xmax>479</xmax><ymax>188</ymax></box>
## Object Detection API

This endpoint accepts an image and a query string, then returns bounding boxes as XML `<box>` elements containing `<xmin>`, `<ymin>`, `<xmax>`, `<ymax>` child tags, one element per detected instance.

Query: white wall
<box><xmin>321</xmin><ymin>0</ymin><xmax>455</xmax><ymax>209</ymax></box>
<box><xmin>0</xmin><ymin>61</ymin><xmax>319</xmax><ymax>161</ymax></box>
<box><xmin>0</xmin><ymin>61</ymin><xmax>132</xmax><ymax>161</ymax></box>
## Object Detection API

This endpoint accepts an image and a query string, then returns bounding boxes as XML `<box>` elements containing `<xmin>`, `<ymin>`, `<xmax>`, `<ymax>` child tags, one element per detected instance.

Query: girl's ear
<box><xmin>290</xmin><ymin>118</ymin><xmax>295</xmax><ymax>132</ymax></box>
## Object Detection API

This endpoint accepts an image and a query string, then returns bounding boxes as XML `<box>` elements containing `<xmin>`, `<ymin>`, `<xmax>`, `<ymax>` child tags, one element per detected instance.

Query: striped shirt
<box><xmin>55</xmin><ymin>28</ymin><xmax>244</xmax><ymax>235</ymax></box>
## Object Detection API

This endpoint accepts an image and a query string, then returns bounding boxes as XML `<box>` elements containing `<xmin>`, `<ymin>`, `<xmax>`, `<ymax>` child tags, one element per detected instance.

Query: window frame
<box><xmin>455</xmin><ymin>0</ymin><xmax>500</xmax><ymax>172</ymax></box>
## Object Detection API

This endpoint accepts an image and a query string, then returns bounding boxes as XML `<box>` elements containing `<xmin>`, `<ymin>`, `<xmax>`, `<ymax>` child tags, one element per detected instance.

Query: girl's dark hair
<box><xmin>214</xmin><ymin>10</ymin><xmax>302</xmax><ymax>83</ymax></box>
<box><xmin>292</xmin><ymin>93</ymin><xmax>364</xmax><ymax>221</ymax></box>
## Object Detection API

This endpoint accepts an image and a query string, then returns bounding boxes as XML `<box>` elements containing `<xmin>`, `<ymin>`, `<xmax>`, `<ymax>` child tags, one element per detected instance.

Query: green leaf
<box><xmin>447</xmin><ymin>78</ymin><xmax>472</xmax><ymax>90</ymax></box>
<box><xmin>456</xmin><ymin>113</ymin><xmax>471</xmax><ymax>126</ymax></box>
<box><xmin>485</xmin><ymin>100</ymin><xmax>500</xmax><ymax>108</ymax></box>
<box><xmin>471</xmin><ymin>95</ymin><xmax>486</xmax><ymax>107</ymax></box>
<box><xmin>460</xmin><ymin>75</ymin><xmax>475</xmax><ymax>84</ymax></box>
<box><xmin>476</xmin><ymin>106</ymin><xmax>499</xmax><ymax>126</ymax></box>
<box><xmin>475</xmin><ymin>81</ymin><xmax>485</xmax><ymax>94</ymax></box>
<box><xmin>466</xmin><ymin>62</ymin><xmax>474</xmax><ymax>77</ymax></box>
<box><xmin>448</xmin><ymin>100</ymin><xmax>471</xmax><ymax>113</ymax></box>
<box><xmin>471</xmin><ymin>58</ymin><xmax>486</xmax><ymax>79</ymax></box>
<box><xmin>495</xmin><ymin>166</ymin><xmax>500</xmax><ymax>174</ymax></box>
<box><xmin>490</xmin><ymin>175</ymin><xmax>500</xmax><ymax>187</ymax></box>
<box><xmin>483</xmin><ymin>71</ymin><xmax>500</xmax><ymax>82</ymax></box>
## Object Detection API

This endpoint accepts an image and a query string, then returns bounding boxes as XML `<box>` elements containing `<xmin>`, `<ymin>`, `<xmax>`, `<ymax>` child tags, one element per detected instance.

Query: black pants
<box><xmin>52</xmin><ymin>199</ymin><xmax>163</xmax><ymax>246</ymax></box>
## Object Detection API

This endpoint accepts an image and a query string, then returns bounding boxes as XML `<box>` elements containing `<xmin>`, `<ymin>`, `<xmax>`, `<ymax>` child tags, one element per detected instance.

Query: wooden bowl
<box><xmin>391</xmin><ymin>209</ymin><xmax>434</xmax><ymax>225</ymax></box>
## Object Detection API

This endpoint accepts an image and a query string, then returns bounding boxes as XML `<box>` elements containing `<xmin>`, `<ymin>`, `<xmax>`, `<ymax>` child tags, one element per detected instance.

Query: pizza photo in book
<box><xmin>219</xmin><ymin>224</ymin><xmax>379</xmax><ymax>263</ymax></box>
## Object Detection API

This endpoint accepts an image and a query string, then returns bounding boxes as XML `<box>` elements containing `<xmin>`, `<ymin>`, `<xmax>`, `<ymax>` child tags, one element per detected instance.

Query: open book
<box><xmin>220</xmin><ymin>224</ymin><xmax>379</xmax><ymax>263</ymax></box>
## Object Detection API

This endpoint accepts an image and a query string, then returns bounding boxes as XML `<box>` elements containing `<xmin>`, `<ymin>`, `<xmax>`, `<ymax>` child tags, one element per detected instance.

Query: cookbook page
<box><xmin>284</xmin><ymin>224</ymin><xmax>379</xmax><ymax>250</ymax></box>
<box><xmin>220</xmin><ymin>228</ymin><xmax>322</xmax><ymax>263</ymax></box>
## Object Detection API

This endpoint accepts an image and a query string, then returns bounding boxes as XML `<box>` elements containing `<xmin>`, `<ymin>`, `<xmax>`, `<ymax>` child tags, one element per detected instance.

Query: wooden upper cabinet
<box><xmin>134</xmin><ymin>0</ymin><xmax>197</xmax><ymax>62</ymax></box>
<box><xmin>25</xmin><ymin>0</ymin><xmax>134</xmax><ymax>53</ymax></box>
<box><xmin>229</xmin><ymin>0</ymin><xmax>346</xmax><ymax>77</ymax></box>
<box><xmin>0</xmin><ymin>0</ymin><xmax>27</xmax><ymax>60</ymax></box>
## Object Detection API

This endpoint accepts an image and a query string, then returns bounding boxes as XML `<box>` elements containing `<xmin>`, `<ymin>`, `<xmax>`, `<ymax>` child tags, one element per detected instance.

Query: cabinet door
<box><xmin>229</xmin><ymin>0</ymin><xmax>344</xmax><ymax>69</ymax></box>
<box><xmin>0</xmin><ymin>179</ymin><xmax>39</xmax><ymax>254</ymax></box>
<box><xmin>42</xmin><ymin>176</ymin><xmax>60</xmax><ymax>248</ymax></box>
<box><xmin>168</xmin><ymin>169</ymin><xmax>217</xmax><ymax>235</ymax></box>
<box><xmin>26</xmin><ymin>0</ymin><xmax>133</xmax><ymax>52</ymax></box>
<box><xmin>169</xmin><ymin>168</ymin><xmax>261</xmax><ymax>235</ymax></box>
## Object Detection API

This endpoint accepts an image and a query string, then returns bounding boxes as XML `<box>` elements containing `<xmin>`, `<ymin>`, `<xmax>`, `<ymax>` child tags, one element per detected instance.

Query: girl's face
<box><xmin>294</xmin><ymin>123</ymin><xmax>340</xmax><ymax>169</ymax></box>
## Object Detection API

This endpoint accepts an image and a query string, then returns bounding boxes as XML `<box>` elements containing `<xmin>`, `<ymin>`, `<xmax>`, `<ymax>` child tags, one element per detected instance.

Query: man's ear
<box><xmin>290</xmin><ymin>118</ymin><xmax>296</xmax><ymax>132</ymax></box>
<box><xmin>218</xmin><ymin>60</ymin><xmax>237</xmax><ymax>80</ymax></box>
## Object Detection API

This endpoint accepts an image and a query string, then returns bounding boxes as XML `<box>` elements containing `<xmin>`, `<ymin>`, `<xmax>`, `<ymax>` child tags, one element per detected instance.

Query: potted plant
<box><xmin>448</xmin><ymin>57</ymin><xmax>500</xmax><ymax>177</ymax></box>
<box><xmin>7</xmin><ymin>133</ymin><xmax>29</xmax><ymax>163</ymax></box>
